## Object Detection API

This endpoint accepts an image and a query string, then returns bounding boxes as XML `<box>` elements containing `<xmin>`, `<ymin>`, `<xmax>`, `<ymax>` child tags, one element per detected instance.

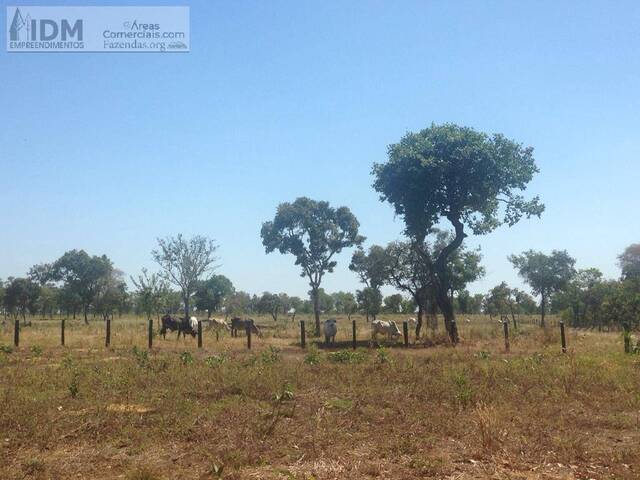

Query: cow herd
<box><xmin>159</xmin><ymin>314</ymin><xmax>411</xmax><ymax>346</ymax></box>
<box><xmin>158</xmin><ymin>315</ymin><xmax>260</xmax><ymax>340</ymax></box>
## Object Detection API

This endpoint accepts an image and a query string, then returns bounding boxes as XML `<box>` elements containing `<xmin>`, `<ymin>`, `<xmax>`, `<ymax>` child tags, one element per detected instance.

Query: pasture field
<box><xmin>1</xmin><ymin>315</ymin><xmax>639</xmax><ymax>479</ymax></box>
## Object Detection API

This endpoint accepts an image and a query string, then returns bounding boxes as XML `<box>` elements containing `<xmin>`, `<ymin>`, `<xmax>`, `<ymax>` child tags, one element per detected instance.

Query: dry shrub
<box><xmin>472</xmin><ymin>402</ymin><xmax>502</xmax><ymax>454</ymax></box>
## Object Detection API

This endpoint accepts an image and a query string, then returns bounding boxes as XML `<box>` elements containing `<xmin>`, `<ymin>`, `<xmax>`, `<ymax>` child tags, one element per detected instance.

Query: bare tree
<box><xmin>152</xmin><ymin>234</ymin><xmax>218</xmax><ymax>320</ymax></box>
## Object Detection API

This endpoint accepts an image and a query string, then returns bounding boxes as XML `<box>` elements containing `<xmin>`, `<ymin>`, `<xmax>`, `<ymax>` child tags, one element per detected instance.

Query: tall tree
<box><xmin>332</xmin><ymin>291</ymin><xmax>358</xmax><ymax>319</ymax></box>
<box><xmin>49</xmin><ymin>250</ymin><xmax>114</xmax><ymax>324</ymax></box>
<box><xmin>509</xmin><ymin>250</ymin><xmax>576</xmax><ymax>327</ymax></box>
<box><xmin>349</xmin><ymin>245</ymin><xmax>390</xmax><ymax>290</ymax></box>
<box><xmin>261</xmin><ymin>197</ymin><xmax>364</xmax><ymax>335</ymax></box>
<box><xmin>383</xmin><ymin>240</ymin><xmax>433</xmax><ymax>337</ymax></box>
<box><xmin>256</xmin><ymin>292</ymin><xmax>284</xmax><ymax>321</ymax></box>
<box><xmin>152</xmin><ymin>234</ymin><xmax>218</xmax><ymax>320</ymax></box>
<box><xmin>618</xmin><ymin>244</ymin><xmax>640</xmax><ymax>281</ymax></box>
<box><xmin>373</xmin><ymin>124</ymin><xmax>543</xmax><ymax>343</ymax></box>
<box><xmin>195</xmin><ymin>274</ymin><xmax>234</xmax><ymax>318</ymax></box>
<box><xmin>384</xmin><ymin>293</ymin><xmax>403</xmax><ymax>313</ymax></box>
<box><xmin>357</xmin><ymin>287</ymin><xmax>382</xmax><ymax>321</ymax></box>
<box><xmin>131</xmin><ymin>268</ymin><xmax>168</xmax><ymax>321</ymax></box>
<box><xmin>3</xmin><ymin>278</ymin><xmax>40</xmax><ymax>323</ymax></box>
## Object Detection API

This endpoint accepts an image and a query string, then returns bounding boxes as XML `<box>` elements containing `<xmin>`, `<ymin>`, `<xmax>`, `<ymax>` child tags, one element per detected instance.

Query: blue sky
<box><xmin>1</xmin><ymin>0</ymin><xmax>639</xmax><ymax>299</ymax></box>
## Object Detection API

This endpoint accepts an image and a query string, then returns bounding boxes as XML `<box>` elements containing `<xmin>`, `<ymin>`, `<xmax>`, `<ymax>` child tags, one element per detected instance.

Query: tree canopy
<box><xmin>261</xmin><ymin>197</ymin><xmax>363</xmax><ymax>334</ymax></box>
<box><xmin>152</xmin><ymin>234</ymin><xmax>218</xmax><ymax>320</ymax></box>
<box><xmin>509</xmin><ymin>249</ymin><xmax>576</xmax><ymax>327</ymax></box>
<box><xmin>373</xmin><ymin>123</ymin><xmax>543</xmax><ymax>342</ymax></box>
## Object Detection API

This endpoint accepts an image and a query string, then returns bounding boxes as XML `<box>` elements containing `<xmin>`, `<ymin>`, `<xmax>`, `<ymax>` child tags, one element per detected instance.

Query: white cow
<box><xmin>406</xmin><ymin>317</ymin><xmax>417</xmax><ymax>327</ymax></box>
<box><xmin>189</xmin><ymin>316</ymin><xmax>199</xmax><ymax>331</ymax></box>
<box><xmin>209</xmin><ymin>317</ymin><xmax>230</xmax><ymax>331</ymax></box>
<box><xmin>372</xmin><ymin>320</ymin><xmax>402</xmax><ymax>341</ymax></box>
<box><xmin>323</xmin><ymin>318</ymin><xmax>338</xmax><ymax>345</ymax></box>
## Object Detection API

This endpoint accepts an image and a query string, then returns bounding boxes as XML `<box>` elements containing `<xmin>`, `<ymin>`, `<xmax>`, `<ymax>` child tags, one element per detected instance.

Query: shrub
<box><xmin>205</xmin><ymin>355</ymin><xmax>225</xmax><ymax>367</ymax></box>
<box><xmin>260</xmin><ymin>346</ymin><xmax>281</xmax><ymax>364</ymax></box>
<box><xmin>327</xmin><ymin>349</ymin><xmax>365</xmax><ymax>364</ymax></box>
<box><xmin>179</xmin><ymin>351</ymin><xmax>193</xmax><ymax>365</ymax></box>
<box><xmin>0</xmin><ymin>344</ymin><xmax>13</xmax><ymax>354</ymax></box>
<box><xmin>30</xmin><ymin>345</ymin><xmax>43</xmax><ymax>356</ymax></box>
<box><xmin>303</xmin><ymin>345</ymin><xmax>321</xmax><ymax>365</ymax></box>
<box><xmin>132</xmin><ymin>346</ymin><xmax>150</xmax><ymax>368</ymax></box>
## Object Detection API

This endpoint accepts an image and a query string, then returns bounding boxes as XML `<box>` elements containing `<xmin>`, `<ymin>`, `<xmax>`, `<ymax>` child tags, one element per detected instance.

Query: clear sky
<box><xmin>1</xmin><ymin>0</ymin><xmax>639</xmax><ymax>299</ymax></box>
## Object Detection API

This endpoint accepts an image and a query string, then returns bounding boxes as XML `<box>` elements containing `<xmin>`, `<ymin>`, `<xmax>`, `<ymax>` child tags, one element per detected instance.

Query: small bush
<box><xmin>132</xmin><ymin>346</ymin><xmax>150</xmax><ymax>368</ymax></box>
<box><xmin>375</xmin><ymin>346</ymin><xmax>391</xmax><ymax>364</ymax></box>
<box><xmin>0</xmin><ymin>344</ymin><xmax>13</xmax><ymax>354</ymax></box>
<box><xmin>260</xmin><ymin>346</ymin><xmax>281</xmax><ymax>364</ymax></box>
<box><xmin>452</xmin><ymin>372</ymin><xmax>473</xmax><ymax>408</ymax></box>
<box><xmin>68</xmin><ymin>370</ymin><xmax>80</xmax><ymax>398</ymax></box>
<box><xmin>205</xmin><ymin>354</ymin><xmax>225</xmax><ymax>367</ymax></box>
<box><xmin>303</xmin><ymin>345</ymin><xmax>321</xmax><ymax>365</ymax></box>
<box><xmin>30</xmin><ymin>345</ymin><xmax>43</xmax><ymax>356</ymax></box>
<box><xmin>327</xmin><ymin>349</ymin><xmax>365</xmax><ymax>364</ymax></box>
<box><xmin>179</xmin><ymin>351</ymin><xmax>193</xmax><ymax>365</ymax></box>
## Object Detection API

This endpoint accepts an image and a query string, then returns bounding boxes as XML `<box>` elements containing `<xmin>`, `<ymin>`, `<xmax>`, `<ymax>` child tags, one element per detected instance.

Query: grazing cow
<box><xmin>323</xmin><ymin>318</ymin><xmax>337</xmax><ymax>345</ymax></box>
<box><xmin>208</xmin><ymin>317</ymin><xmax>230</xmax><ymax>331</ymax></box>
<box><xmin>372</xmin><ymin>320</ymin><xmax>402</xmax><ymax>341</ymax></box>
<box><xmin>406</xmin><ymin>317</ymin><xmax>417</xmax><ymax>327</ymax></box>
<box><xmin>159</xmin><ymin>315</ymin><xmax>196</xmax><ymax>339</ymax></box>
<box><xmin>230</xmin><ymin>317</ymin><xmax>261</xmax><ymax>337</ymax></box>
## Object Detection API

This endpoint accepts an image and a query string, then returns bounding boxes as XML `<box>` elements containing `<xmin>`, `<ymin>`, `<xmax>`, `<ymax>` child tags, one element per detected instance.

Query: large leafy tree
<box><xmin>349</xmin><ymin>245</ymin><xmax>390</xmax><ymax>290</ymax></box>
<box><xmin>509</xmin><ymin>250</ymin><xmax>576</xmax><ymax>327</ymax></box>
<box><xmin>357</xmin><ymin>286</ymin><xmax>382</xmax><ymax>321</ymax></box>
<box><xmin>261</xmin><ymin>197</ymin><xmax>364</xmax><ymax>335</ymax></box>
<box><xmin>195</xmin><ymin>274</ymin><xmax>234</xmax><ymax>318</ymax></box>
<box><xmin>48</xmin><ymin>250</ymin><xmax>114</xmax><ymax>324</ymax></box>
<box><xmin>3</xmin><ymin>277</ymin><xmax>40</xmax><ymax>323</ymax></box>
<box><xmin>331</xmin><ymin>291</ymin><xmax>358</xmax><ymax>319</ymax></box>
<box><xmin>383</xmin><ymin>240</ymin><xmax>433</xmax><ymax>336</ymax></box>
<box><xmin>618</xmin><ymin>244</ymin><xmax>640</xmax><ymax>281</ymax></box>
<box><xmin>373</xmin><ymin>123</ymin><xmax>543</xmax><ymax>343</ymax></box>
<box><xmin>152</xmin><ymin>234</ymin><xmax>218</xmax><ymax>320</ymax></box>
<box><xmin>256</xmin><ymin>291</ymin><xmax>284</xmax><ymax>322</ymax></box>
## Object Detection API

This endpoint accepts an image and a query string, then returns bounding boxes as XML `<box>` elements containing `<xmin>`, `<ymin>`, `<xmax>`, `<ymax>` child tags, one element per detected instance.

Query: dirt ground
<box><xmin>1</xmin><ymin>315</ymin><xmax>638</xmax><ymax>479</ymax></box>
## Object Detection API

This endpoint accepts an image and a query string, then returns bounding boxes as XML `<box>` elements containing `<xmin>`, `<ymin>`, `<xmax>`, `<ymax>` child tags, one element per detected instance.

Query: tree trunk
<box><xmin>415</xmin><ymin>303</ymin><xmax>423</xmax><ymax>338</ymax></box>
<box><xmin>540</xmin><ymin>292</ymin><xmax>546</xmax><ymax>328</ymax></box>
<box><xmin>183</xmin><ymin>294</ymin><xmax>190</xmax><ymax>321</ymax></box>
<box><xmin>83</xmin><ymin>306</ymin><xmax>89</xmax><ymax>325</ymax></box>
<box><xmin>311</xmin><ymin>287</ymin><xmax>320</xmax><ymax>336</ymax></box>
<box><xmin>435</xmin><ymin>286</ymin><xmax>457</xmax><ymax>344</ymax></box>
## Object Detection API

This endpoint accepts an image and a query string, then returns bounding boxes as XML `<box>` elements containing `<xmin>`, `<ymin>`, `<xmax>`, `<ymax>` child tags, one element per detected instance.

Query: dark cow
<box><xmin>230</xmin><ymin>317</ymin><xmax>261</xmax><ymax>338</ymax></box>
<box><xmin>160</xmin><ymin>314</ymin><xmax>196</xmax><ymax>339</ymax></box>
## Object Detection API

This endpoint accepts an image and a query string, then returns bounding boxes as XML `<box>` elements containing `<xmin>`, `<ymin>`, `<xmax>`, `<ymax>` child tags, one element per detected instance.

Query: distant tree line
<box><xmin>2</xmin><ymin>124</ymin><xmax>638</xmax><ymax>335</ymax></box>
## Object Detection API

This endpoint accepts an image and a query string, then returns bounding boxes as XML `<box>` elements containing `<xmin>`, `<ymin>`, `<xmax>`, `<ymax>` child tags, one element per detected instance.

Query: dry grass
<box><xmin>0</xmin><ymin>314</ymin><xmax>638</xmax><ymax>479</ymax></box>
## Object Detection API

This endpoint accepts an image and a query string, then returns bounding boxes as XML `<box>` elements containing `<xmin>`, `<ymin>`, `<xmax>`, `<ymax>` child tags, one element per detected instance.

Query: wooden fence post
<box><xmin>503</xmin><ymin>320</ymin><xmax>510</xmax><ymax>352</ymax></box>
<box><xmin>105</xmin><ymin>318</ymin><xmax>111</xmax><ymax>348</ymax></box>
<box><xmin>14</xmin><ymin>320</ymin><xmax>19</xmax><ymax>347</ymax></box>
<box><xmin>197</xmin><ymin>320</ymin><xmax>203</xmax><ymax>349</ymax></box>
<box><xmin>352</xmin><ymin>319</ymin><xmax>357</xmax><ymax>350</ymax></box>
<box><xmin>61</xmin><ymin>319</ymin><xmax>65</xmax><ymax>346</ymax></box>
<box><xmin>246</xmin><ymin>320</ymin><xmax>252</xmax><ymax>350</ymax></box>
<box><xmin>403</xmin><ymin>321</ymin><xmax>409</xmax><ymax>348</ymax></box>
<box><xmin>560</xmin><ymin>320</ymin><xmax>566</xmax><ymax>353</ymax></box>
<box><xmin>216</xmin><ymin>330</ymin><xmax>219</xmax><ymax>342</ymax></box>
<box><xmin>148</xmin><ymin>319</ymin><xmax>153</xmax><ymax>349</ymax></box>
<box><xmin>300</xmin><ymin>320</ymin><xmax>306</xmax><ymax>349</ymax></box>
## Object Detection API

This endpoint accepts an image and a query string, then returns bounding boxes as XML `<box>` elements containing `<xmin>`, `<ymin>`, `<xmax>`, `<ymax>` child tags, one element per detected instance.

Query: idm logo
<box><xmin>9</xmin><ymin>7</ymin><xmax>82</xmax><ymax>41</ymax></box>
